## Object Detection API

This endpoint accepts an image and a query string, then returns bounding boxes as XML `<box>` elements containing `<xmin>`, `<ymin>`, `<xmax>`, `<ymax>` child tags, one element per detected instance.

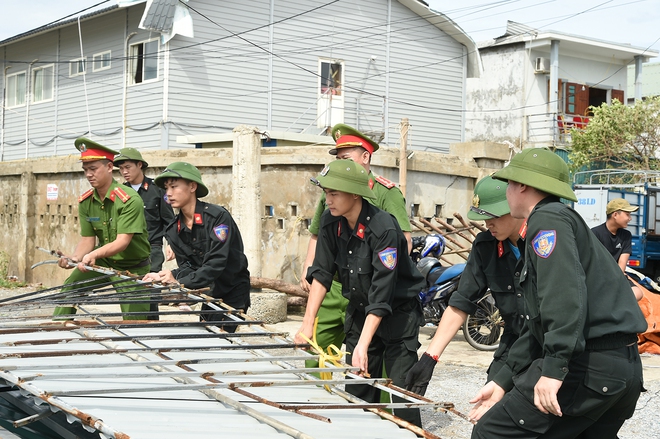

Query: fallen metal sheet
<box><xmin>0</xmin><ymin>278</ymin><xmax>459</xmax><ymax>439</ymax></box>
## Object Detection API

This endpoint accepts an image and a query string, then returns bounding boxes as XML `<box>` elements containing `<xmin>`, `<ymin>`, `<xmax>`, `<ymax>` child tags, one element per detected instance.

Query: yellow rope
<box><xmin>297</xmin><ymin>317</ymin><xmax>349</xmax><ymax>392</ymax></box>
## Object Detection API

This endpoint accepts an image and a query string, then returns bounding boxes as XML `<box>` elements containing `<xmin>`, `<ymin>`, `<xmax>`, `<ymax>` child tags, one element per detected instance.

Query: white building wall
<box><xmin>465</xmin><ymin>43</ymin><xmax>528</xmax><ymax>144</ymax></box>
<box><xmin>466</xmin><ymin>42</ymin><xmax>630</xmax><ymax>147</ymax></box>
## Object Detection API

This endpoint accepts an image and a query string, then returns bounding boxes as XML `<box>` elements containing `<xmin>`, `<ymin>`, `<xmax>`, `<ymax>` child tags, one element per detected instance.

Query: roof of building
<box><xmin>0</xmin><ymin>5</ymin><xmax>119</xmax><ymax>47</ymax></box>
<box><xmin>478</xmin><ymin>20</ymin><xmax>659</xmax><ymax>62</ymax></box>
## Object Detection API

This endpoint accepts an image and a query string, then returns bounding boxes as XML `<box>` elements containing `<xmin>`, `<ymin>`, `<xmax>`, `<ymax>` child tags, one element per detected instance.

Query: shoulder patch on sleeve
<box><xmin>532</xmin><ymin>230</ymin><xmax>556</xmax><ymax>258</ymax></box>
<box><xmin>78</xmin><ymin>189</ymin><xmax>94</xmax><ymax>203</ymax></box>
<box><xmin>112</xmin><ymin>187</ymin><xmax>131</xmax><ymax>203</ymax></box>
<box><xmin>375</xmin><ymin>175</ymin><xmax>396</xmax><ymax>189</ymax></box>
<box><xmin>378</xmin><ymin>247</ymin><xmax>398</xmax><ymax>270</ymax></box>
<box><xmin>214</xmin><ymin>224</ymin><xmax>229</xmax><ymax>242</ymax></box>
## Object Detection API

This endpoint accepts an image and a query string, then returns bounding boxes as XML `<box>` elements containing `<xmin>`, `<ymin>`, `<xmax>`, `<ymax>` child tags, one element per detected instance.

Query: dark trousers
<box><xmin>472</xmin><ymin>345</ymin><xmax>643</xmax><ymax>439</ymax></box>
<box><xmin>344</xmin><ymin>303</ymin><xmax>422</xmax><ymax>427</ymax></box>
<box><xmin>146</xmin><ymin>245</ymin><xmax>165</xmax><ymax>320</ymax></box>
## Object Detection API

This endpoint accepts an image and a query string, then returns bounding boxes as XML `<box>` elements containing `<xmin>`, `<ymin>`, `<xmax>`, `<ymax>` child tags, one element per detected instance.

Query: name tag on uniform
<box><xmin>86</xmin><ymin>217</ymin><xmax>100</xmax><ymax>222</ymax></box>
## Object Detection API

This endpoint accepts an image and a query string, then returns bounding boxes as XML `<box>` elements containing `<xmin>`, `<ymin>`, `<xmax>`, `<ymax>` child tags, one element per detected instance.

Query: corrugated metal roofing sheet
<box><xmin>140</xmin><ymin>0</ymin><xmax>178</xmax><ymax>33</ymax></box>
<box><xmin>0</xmin><ymin>271</ymin><xmax>452</xmax><ymax>439</ymax></box>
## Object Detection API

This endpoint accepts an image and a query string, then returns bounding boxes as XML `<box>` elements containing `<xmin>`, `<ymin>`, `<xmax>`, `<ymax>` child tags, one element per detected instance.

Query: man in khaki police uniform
<box><xmin>469</xmin><ymin>148</ymin><xmax>647</xmax><ymax>439</ymax></box>
<box><xmin>53</xmin><ymin>138</ymin><xmax>152</xmax><ymax>320</ymax></box>
<box><xmin>300</xmin><ymin>124</ymin><xmax>411</xmax><ymax>372</ymax></box>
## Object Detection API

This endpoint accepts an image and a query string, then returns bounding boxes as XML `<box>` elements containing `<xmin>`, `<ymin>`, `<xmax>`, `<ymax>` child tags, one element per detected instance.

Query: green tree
<box><xmin>569</xmin><ymin>96</ymin><xmax>660</xmax><ymax>173</ymax></box>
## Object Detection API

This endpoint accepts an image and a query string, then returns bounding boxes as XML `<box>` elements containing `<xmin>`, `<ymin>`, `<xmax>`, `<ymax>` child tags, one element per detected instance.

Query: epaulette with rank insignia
<box><xmin>78</xmin><ymin>189</ymin><xmax>94</xmax><ymax>203</ymax></box>
<box><xmin>111</xmin><ymin>187</ymin><xmax>131</xmax><ymax>203</ymax></box>
<box><xmin>375</xmin><ymin>175</ymin><xmax>396</xmax><ymax>189</ymax></box>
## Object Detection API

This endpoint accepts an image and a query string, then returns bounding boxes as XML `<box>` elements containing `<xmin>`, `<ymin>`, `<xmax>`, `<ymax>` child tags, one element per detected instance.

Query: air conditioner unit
<box><xmin>534</xmin><ymin>57</ymin><xmax>550</xmax><ymax>74</ymax></box>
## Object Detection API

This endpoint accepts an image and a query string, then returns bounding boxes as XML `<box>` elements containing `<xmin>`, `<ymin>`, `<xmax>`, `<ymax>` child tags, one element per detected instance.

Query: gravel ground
<box><xmin>420</xmin><ymin>359</ymin><xmax>660</xmax><ymax>439</ymax></box>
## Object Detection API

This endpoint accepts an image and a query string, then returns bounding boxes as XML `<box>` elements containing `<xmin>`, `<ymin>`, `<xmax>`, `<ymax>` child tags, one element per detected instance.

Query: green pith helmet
<box><xmin>154</xmin><ymin>162</ymin><xmax>209</xmax><ymax>198</ymax></box>
<box><xmin>493</xmin><ymin>148</ymin><xmax>577</xmax><ymax>202</ymax></box>
<box><xmin>114</xmin><ymin>147</ymin><xmax>149</xmax><ymax>169</ymax></box>
<box><xmin>329</xmin><ymin>123</ymin><xmax>380</xmax><ymax>155</ymax></box>
<box><xmin>467</xmin><ymin>175</ymin><xmax>510</xmax><ymax>220</ymax></box>
<box><xmin>314</xmin><ymin>159</ymin><xmax>375</xmax><ymax>199</ymax></box>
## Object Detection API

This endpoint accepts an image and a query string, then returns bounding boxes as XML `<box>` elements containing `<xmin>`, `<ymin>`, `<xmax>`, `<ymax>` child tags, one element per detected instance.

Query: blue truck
<box><xmin>573</xmin><ymin>169</ymin><xmax>660</xmax><ymax>280</ymax></box>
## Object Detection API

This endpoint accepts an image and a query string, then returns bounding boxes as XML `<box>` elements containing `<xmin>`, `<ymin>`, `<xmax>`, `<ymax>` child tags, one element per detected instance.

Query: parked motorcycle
<box><xmin>411</xmin><ymin>235</ymin><xmax>502</xmax><ymax>351</ymax></box>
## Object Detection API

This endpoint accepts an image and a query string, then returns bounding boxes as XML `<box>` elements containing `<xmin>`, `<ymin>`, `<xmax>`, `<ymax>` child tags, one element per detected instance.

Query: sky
<box><xmin>0</xmin><ymin>0</ymin><xmax>658</xmax><ymax>61</ymax></box>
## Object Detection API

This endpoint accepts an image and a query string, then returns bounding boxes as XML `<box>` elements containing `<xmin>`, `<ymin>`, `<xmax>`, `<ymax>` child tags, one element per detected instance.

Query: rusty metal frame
<box><xmin>0</xmin><ymin>271</ymin><xmax>471</xmax><ymax>439</ymax></box>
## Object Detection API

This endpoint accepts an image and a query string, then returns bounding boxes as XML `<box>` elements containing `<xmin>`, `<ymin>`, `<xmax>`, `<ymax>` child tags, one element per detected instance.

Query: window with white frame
<box><xmin>92</xmin><ymin>51</ymin><xmax>111</xmax><ymax>72</ymax></box>
<box><xmin>70</xmin><ymin>58</ymin><xmax>86</xmax><ymax>77</ymax></box>
<box><xmin>320</xmin><ymin>61</ymin><xmax>343</xmax><ymax>96</ymax></box>
<box><xmin>6</xmin><ymin>71</ymin><xmax>26</xmax><ymax>107</ymax></box>
<box><xmin>32</xmin><ymin>64</ymin><xmax>54</xmax><ymax>103</ymax></box>
<box><xmin>130</xmin><ymin>39</ymin><xmax>159</xmax><ymax>84</ymax></box>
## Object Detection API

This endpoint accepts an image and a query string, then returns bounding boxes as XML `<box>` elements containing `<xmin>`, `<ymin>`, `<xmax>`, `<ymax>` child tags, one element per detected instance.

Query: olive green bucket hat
<box><xmin>312</xmin><ymin>160</ymin><xmax>375</xmax><ymax>199</ymax></box>
<box><xmin>114</xmin><ymin>147</ymin><xmax>149</xmax><ymax>169</ymax></box>
<box><xmin>467</xmin><ymin>175</ymin><xmax>510</xmax><ymax>220</ymax></box>
<box><xmin>154</xmin><ymin>162</ymin><xmax>209</xmax><ymax>198</ymax></box>
<box><xmin>493</xmin><ymin>148</ymin><xmax>577</xmax><ymax>202</ymax></box>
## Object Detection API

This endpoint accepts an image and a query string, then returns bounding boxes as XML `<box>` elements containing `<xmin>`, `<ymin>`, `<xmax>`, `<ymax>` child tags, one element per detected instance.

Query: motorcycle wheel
<box><xmin>462</xmin><ymin>292</ymin><xmax>502</xmax><ymax>351</ymax></box>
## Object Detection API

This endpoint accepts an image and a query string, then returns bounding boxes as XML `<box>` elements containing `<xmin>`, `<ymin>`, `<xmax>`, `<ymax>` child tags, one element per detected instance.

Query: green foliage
<box><xmin>0</xmin><ymin>251</ymin><xmax>26</xmax><ymax>288</ymax></box>
<box><xmin>568</xmin><ymin>96</ymin><xmax>660</xmax><ymax>174</ymax></box>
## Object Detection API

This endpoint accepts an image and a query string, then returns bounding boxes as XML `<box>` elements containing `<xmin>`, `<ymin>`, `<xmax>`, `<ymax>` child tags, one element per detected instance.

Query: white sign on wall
<box><xmin>46</xmin><ymin>184</ymin><xmax>58</xmax><ymax>201</ymax></box>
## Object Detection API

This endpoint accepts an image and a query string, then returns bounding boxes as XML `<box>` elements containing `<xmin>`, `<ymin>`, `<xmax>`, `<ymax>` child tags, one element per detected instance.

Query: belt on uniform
<box><xmin>132</xmin><ymin>258</ymin><xmax>151</xmax><ymax>269</ymax></box>
<box><xmin>585</xmin><ymin>333</ymin><xmax>637</xmax><ymax>350</ymax></box>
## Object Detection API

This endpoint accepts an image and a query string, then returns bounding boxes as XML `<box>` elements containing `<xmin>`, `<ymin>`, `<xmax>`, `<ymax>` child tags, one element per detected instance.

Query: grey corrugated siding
<box><xmin>167</xmin><ymin>0</ymin><xmax>271</xmax><ymax>142</ymax></box>
<box><xmin>1</xmin><ymin>0</ymin><xmax>468</xmax><ymax>158</ymax></box>
<box><xmin>386</xmin><ymin>2</ymin><xmax>465</xmax><ymax>153</ymax></box>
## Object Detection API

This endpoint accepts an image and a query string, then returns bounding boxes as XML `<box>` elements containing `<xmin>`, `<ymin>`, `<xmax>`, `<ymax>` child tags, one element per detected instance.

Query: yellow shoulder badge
<box><xmin>112</xmin><ymin>187</ymin><xmax>131</xmax><ymax>203</ymax></box>
<box><xmin>375</xmin><ymin>175</ymin><xmax>396</xmax><ymax>189</ymax></box>
<box><xmin>78</xmin><ymin>189</ymin><xmax>94</xmax><ymax>203</ymax></box>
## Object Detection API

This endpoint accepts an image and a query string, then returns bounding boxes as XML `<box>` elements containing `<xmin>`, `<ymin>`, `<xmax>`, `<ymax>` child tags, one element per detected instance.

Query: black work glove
<box><xmin>405</xmin><ymin>353</ymin><xmax>438</xmax><ymax>396</ymax></box>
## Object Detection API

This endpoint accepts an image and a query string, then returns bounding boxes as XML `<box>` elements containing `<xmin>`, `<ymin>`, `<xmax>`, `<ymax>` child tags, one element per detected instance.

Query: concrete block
<box><xmin>248</xmin><ymin>290</ymin><xmax>287</xmax><ymax>324</ymax></box>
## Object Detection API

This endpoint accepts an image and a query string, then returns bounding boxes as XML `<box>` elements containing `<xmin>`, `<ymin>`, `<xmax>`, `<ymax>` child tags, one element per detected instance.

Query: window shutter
<box><xmin>612</xmin><ymin>89</ymin><xmax>624</xmax><ymax>104</ymax></box>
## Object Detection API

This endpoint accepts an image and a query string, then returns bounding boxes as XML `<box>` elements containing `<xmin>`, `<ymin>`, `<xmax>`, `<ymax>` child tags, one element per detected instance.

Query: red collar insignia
<box><xmin>497</xmin><ymin>241</ymin><xmax>504</xmax><ymax>258</ymax></box>
<box><xmin>356</xmin><ymin>224</ymin><xmax>365</xmax><ymax>239</ymax></box>
<box><xmin>177</xmin><ymin>219</ymin><xmax>181</xmax><ymax>233</ymax></box>
<box><xmin>519</xmin><ymin>221</ymin><xmax>528</xmax><ymax>239</ymax></box>
<box><xmin>194</xmin><ymin>213</ymin><xmax>203</xmax><ymax>225</ymax></box>
<box><xmin>368</xmin><ymin>178</ymin><xmax>374</xmax><ymax>190</ymax></box>
<box><xmin>78</xmin><ymin>188</ymin><xmax>94</xmax><ymax>203</ymax></box>
<box><xmin>337</xmin><ymin>222</ymin><xmax>342</xmax><ymax>237</ymax></box>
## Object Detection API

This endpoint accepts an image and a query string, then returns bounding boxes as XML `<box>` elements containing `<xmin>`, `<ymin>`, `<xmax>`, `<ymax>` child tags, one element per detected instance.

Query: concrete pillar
<box><xmin>549</xmin><ymin>40</ymin><xmax>560</xmax><ymax>116</ymax></box>
<box><xmin>232</xmin><ymin>125</ymin><xmax>262</xmax><ymax>277</ymax></box>
<box><xmin>634</xmin><ymin>55</ymin><xmax>643</xmax><ymax>103</ymax></box>
<box><xmin>17</xmin><ymin>171</ymin><xmax>36</xmax><ymax>281</ymax></box>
